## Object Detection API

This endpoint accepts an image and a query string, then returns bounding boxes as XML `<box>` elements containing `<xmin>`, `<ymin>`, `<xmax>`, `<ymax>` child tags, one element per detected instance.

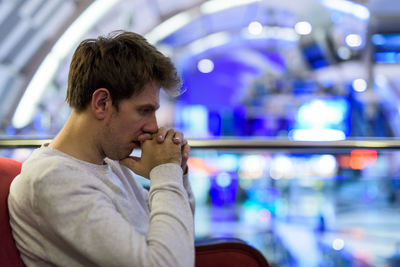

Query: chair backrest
<box><xmin>0</xmin><ymin>157</ymin><xmax>25</xmax><ymax>267</ymax></box>
<box><xmin>195</xmin><ymin>238</ymin><xmax>270</xmax><ymax>267</ymax></box>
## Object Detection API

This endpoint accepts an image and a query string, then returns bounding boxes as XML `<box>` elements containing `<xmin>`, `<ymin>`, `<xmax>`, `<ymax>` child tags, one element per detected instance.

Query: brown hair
<box><xmin>66</xmin><ymin>30</ymin><xmax>181</xmax><ymax>111</ymax></box>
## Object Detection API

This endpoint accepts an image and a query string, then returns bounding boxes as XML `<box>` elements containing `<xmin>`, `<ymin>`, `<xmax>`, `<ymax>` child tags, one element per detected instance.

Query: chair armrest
<box><xmin>195</xmin><ymin>237</ymin><xmax>270</xmax><ymax>267</ymax></box>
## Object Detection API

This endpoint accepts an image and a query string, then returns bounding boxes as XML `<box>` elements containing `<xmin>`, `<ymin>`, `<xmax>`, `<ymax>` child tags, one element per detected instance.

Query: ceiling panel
<box><xmin>2</xmin><ymin>0</ymin><xmax>400</xmax><ymax>131</ymax></box>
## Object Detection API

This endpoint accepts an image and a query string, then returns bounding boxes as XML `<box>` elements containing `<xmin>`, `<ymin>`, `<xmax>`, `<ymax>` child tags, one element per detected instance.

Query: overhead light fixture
<box><xmin>352</xmin><ymin>78</ymin><xmax>368</xmax><ymax>92</ymax></box>
<box><xmin>290</xmin><ymin>129</ymin><xmax>346</xmax><ymax>141</ymax></box>
<box><xmin>12</xmin><ymin>0</ymin><xmax>120</xmax><ymax>128</ymax></box>
<box><xmin>187</xmin><ymin>32</ymin><xmax>231</xmax><ymax>55</ymax></box>
<box><xmin>345</xmin><ymin>33</ymin><xmax>363</xmax><ymax>48</ymax></box>
<box><xmin>186</xmin><ymin>25</ymin><xmax>298</xmax><ymax>56</ymax></box>
<box><xmin>197</xmin><ymin>59</ymin><xmax>214</xmax><ymax>73</ymax></box>
<box><xmin>146</xmin><ymin>0</ymin><xmax>262</xmax><ymax>44</ymax></box>
<box><xmin>200</xmin><ymin>0</ymin><xmax>261</xmax><ymax>14</ymax></box>
<box><xmin>145</xmin><ymin>11</ymin><xmax>195</xmax><ymax>44</ymax></box>
<box><xmin>332</xmin><ymin>238</ymin><xmax>345</xmax><ymax>251</ymax></box>
<box><xmin>294</xmin><ymin>21</ymin><xmax>312</xmax><ymax>35</ymax></box>
<box><xmin>321</xmin><ymin>0</ymin><xmax>370</xmax><ymax>20</ymax></box>
<box><xmin>337</xmin><ymin>46</ymin><xmax>351</xmax><ymax>60</ymax></box>
<box><xmin>248</xmin><ymin>21</ymin><xmax>263</xmax><ymax>35</ymax></box>
<box><xmin>242</xmin><ymin>26</ymin><xmax>298</xmax><ymax>42</ymax></box>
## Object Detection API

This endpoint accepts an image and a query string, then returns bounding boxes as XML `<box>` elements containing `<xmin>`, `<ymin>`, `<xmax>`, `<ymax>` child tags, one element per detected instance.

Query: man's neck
<box><xmin>49</xmin><ymin>111</ymin><xmax>104</xmax><ymax>165</ymax></box>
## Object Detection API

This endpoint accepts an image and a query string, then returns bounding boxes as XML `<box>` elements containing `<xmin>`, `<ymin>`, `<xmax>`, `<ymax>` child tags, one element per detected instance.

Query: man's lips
<box><xmin>132</xmin><ymin>141</ymin><xmax>141</xmax><ymax>148</ymax></box>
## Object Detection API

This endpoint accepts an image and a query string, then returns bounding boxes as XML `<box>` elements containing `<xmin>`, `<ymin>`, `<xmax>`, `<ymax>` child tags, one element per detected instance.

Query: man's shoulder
<box><xmin>22</xmin><ymin>147</ymin><xmax>80</xmax><ymax>175</ymax></box>
<box><xmin>11</xmin><ymin>147</ymin><xmax>111</xmax><ymax>204</ymax></box>
<box><xmin>17</xmin><ymin>147</ymin><xmax>101</xmax><ymax>188</ymax></box>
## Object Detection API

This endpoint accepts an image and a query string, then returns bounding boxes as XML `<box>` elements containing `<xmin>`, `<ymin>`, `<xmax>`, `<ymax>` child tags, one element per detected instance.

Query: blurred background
<box><xmin>1</xmin><ymin>0</ymin><xmax>400</xmax><ymax>266</ymax></box>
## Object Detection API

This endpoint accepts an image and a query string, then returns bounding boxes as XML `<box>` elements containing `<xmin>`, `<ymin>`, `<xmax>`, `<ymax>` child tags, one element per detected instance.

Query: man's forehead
<box><xmin>135</xmin><ymin>82</ymin><xmax>160</xmax><ymax>95</ymax></box>
<box><xmin>131</xmin><ymin>93</ymin><xmax>160</xmax><ymax>105</ymax></box>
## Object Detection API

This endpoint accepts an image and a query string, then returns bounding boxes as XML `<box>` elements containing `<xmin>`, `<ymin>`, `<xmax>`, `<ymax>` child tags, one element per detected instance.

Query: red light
<box><xmin>350</xmin><ymin>150</ymin><xmax>377</xmax><ymax>170</ymax></box>
<box><xmin>338</xmin><ymin>155</ymin><xmax>351</xmax><ymax>168</ymax></box>
<box><xmin>187</xmin><ymin>157</ymin><xmax>217</xmax><ymax>174</ymax></box>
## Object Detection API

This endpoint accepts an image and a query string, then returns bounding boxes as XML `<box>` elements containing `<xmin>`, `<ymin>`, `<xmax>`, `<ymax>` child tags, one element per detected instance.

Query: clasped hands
<box><xmin>120</xmin><ymin>127</ymin><xmax>190</xmax><ymax>179</ymax></box>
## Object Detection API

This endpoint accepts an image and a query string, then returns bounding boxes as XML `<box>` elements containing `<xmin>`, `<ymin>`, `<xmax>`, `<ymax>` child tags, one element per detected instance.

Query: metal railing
<box><xmin>1</xmin><ymin>138</ymin><xmax>400</xmax><ymax>149</ymax></box>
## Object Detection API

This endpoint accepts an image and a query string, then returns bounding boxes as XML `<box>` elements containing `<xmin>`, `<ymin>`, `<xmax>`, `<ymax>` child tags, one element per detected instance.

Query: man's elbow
<box><xmin>147</xmin><ymin>243</ymin><xmax>194</xmax><ymax>267</ymax></box>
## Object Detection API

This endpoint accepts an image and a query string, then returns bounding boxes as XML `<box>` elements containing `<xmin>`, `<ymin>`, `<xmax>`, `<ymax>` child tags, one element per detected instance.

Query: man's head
<box><xmin>66</xmin><ymin>30</ymin><xmax>181</xmax><ymax>112</ymax></box>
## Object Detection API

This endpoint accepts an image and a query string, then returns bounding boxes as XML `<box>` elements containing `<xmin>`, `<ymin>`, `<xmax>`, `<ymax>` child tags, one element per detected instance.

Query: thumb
<box><xmin>120</xmin><ymin>156</ymin><xmax>150</xmax><ymax>179</ymax></box>
<box><xmin>120</xmin><ymin>156</ymin><xmax>141</xmax><ymax>172</ymax></box>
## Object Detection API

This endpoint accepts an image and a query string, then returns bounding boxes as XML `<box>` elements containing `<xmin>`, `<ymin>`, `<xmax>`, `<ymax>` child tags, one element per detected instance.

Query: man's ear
<box><xmin>91</xmin><ymin>88</ymin><xmax>112</xmax><ymax>120</ymax></box>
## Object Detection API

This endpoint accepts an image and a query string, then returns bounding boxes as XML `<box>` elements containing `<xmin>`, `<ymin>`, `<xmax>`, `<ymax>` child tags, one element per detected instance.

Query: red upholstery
<box><xmin>195</xmin><ymin>238</ymin><xmax>270</xmax><ymax>267</ymax></box>
<box><xmin>0</xmin><ymin>157</ymin><xmax>24</xmax><ymax>267</ymax></box>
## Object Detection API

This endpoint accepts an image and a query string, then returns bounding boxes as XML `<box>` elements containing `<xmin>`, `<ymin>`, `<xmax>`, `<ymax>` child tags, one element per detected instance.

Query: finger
<box><xmin>156</xmin><ymin>126</ymin><xmax>168</xmax><ymax>143</ymax></box>
<box><xmin>181</xmin><ymin>144</ymin><xmax>190</xmax><ymax>173</ymax></box>
<box><xmin>172</xmin><ymin>131</ymin><xmax>184</xmax><ymax>144</ymax></box>
<box><xmin>120</xmin><ymin>156</ymin><xmax>150</xmax><ymax>179</ymax></box>
<box><xmin>120</xmin><ymin>156</ymin><xmax>139</xmax><ymax>169</ymax></box>
<box><xmin>137</xmin><ymin>133</ymin><xmax>153</xmax><ymax>142</ymax></box>
<box><xmin>164</xmin><ymin>128</ymin><xmax>177</xmax><ymax>140</ymax></box>
<box><xmin>181</xmin><ymin>143</ymin><xmax>190</xmax><ymax>160</ymax></box>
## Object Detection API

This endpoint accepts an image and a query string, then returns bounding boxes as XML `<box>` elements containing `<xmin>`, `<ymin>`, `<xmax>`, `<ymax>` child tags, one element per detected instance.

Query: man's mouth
<box><xmin>132</xmin><ymin>141</ymin><xmax>141</xmax><ymax>148</ymax></box>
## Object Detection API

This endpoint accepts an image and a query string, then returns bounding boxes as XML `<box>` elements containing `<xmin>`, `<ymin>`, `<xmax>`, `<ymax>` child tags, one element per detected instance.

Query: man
<box><xmin>8</xmin><ymin>31</ymin><xmax>195</xmax><ymax>267</ymax></box>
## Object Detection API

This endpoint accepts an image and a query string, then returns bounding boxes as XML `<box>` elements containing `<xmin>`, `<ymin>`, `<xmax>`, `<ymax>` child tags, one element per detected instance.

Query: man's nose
<box><xmin>143</xmin><ymin>113</ymin><xmax>158</xmax><ymax>133</ymax></box>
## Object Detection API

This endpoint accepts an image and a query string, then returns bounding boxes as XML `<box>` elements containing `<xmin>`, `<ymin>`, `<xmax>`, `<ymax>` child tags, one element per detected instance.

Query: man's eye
<box><xmin>139</xmin><ymin>109</ymin><xmax>152</xmax><ymax>115</ymax></box>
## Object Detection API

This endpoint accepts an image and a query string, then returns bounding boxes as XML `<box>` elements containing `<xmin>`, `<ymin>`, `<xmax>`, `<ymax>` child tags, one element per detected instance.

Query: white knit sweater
<box><xmin>8</xmin><ymin>146</ymin><xmax>195</xmax><ymax>267</ymax></box>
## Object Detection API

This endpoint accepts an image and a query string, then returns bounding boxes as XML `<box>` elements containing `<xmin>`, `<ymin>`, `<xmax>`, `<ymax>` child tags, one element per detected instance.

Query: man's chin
<box><xmin>107</xmin><ymin>149</ymin><xmax>134</xmax><ymax>161</ymax></box>
<box><xmin>108</xmin><ymin>154</ymin><xmax>129</xmax><ymax>161</ymax></box>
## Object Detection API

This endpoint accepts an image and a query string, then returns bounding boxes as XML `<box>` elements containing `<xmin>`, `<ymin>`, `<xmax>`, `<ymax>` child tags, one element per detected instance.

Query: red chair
<box><xmin>0</xmin><ymin>157</ymin><xmax>24</xmax><ymax>267</ymax></box>
<box><xmin>0</xmin><ymin>157</ymin><xmax>270</xmax><ymax>267</ymax></box>
<box><xmin>195</xmin><ymin>238</ymin><xmax>269</xmax><ymax>267</ymax></box>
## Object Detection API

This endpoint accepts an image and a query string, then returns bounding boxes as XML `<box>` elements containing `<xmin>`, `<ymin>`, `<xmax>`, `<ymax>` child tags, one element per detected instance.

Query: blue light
<box><xmin>330</xmin><ymin>12</ymin><xmax>344</xmax><ymax>24</ymax></box>
<box><xmin>216</xmin><ymin>172</ymin><xmax>232</xmax><ymax>187</ymax></box>
<box><xmin>371</xmin><ymin>34</ymin><xmax>385</xmax><ymax>45</ymax></box>
<box><xmin>302</xmin><ymin>44</ymin><xmax>330</xmax><ymax>69</ymax></box>
<box><xmin>247</xmin><ymin>187</ymin><xmax>280</xmax><ymax>203</ymax></box>
<box><xmin>208</xmin><ymin>110</ymin><xmax>222</xmax><ymax>136</ymax></box>
<box><xmin>176</xmin><ymin>105</ymin><xmax>209</xmax><ymax>137</ymax></box>
<box><xmin>292</xmin><ymin>98</ymin><xmax>350</xmax><ymax>141</ymax></box>
<box><xmin>372</xmin><ymin>33</ymin><xmax>400</xmax><ymax>63</ymax></box>
<box><xmin>375</xmin><ymin>52</ymin><xmax>400</xmax><ymax>64</ymax></box>
<box><xmin>296</xmin><ymin>99</ymin><xmax>346</xmax><ymax>128</ymax></box>
<box><xmin>189</xmin><ymin>171</ymin><xmax>210</xmax><ymax>205</ymax></box>
<box><xmin>6</xmin><ymin>126</ymin><xmax>16</xmax><ymax>136</ymax></box>
<box><xmin>210</xmin><ymin>171</ymin><xmax>238</xmax><ymax>207</ymax></box>
<box><xmin>218</xmin><ymin>154</ymin><xmax>239</xmax><ymax>172</ymax></box>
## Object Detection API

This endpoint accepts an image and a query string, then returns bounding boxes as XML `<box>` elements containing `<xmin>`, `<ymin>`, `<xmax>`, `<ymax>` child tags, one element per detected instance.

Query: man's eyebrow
<box><xmin>138</xmin><ymin>103</ymin><xmax>160</xmax><ymax>110</ymax></box>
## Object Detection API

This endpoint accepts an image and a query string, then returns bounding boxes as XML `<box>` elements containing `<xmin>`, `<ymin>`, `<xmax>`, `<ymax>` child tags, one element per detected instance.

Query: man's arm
<box><xmin>121</xmin><ymin>127</ymin><xmax>195</xmax><ymax>215</ymax></box>
<box><xmin>30</xmin><ymin>162</ymin><xmax>194</xmax><ymax>267</ymax></box>
<box><xmin>12</xmin><ymin>129</ymin><xmax>195</xmax><ymax>267</ymax></box>
<box><xmin>117</xmin><ymin>128</ymin><xmax>195</xmax><ymax>265</ymax></box>
<box><xmin>183</xmin><ymin>172</ymin><xmax>195</xmax><ymax>216</ymax></box>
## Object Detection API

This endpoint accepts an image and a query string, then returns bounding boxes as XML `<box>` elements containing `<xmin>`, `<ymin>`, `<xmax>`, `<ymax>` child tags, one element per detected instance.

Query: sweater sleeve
<box><xmin>182</xmin><ymin>172</ymin><xmax>196</xmax><ymax>216</ymax></box>
<box><xmin>148</xmin><ymin>164</ymin><xmax>194</xmax><ymax>266</ymax></box>
<box><xmin>31</xmin><ymin>163</ymin><xmax>194</xmax><ymax>267</ymax></box>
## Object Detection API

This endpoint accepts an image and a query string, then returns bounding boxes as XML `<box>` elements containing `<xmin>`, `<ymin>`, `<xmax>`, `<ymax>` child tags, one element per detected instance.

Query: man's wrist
<box><xmin>150</xmin><ymin>163</ymin><xmax>184</xmax><ymax>183</ymax></box>
<box><xmin>182</xmin><ymin>165</ymin><xmax>188</xmax><ymax>175</ymax></box>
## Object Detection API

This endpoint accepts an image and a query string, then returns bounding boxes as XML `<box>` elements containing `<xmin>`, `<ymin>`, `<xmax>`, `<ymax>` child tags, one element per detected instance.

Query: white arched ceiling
<box><xmin>1</xmin><ymin>0</ymin><xmax>400</xmax><ymax>131</ymax></box>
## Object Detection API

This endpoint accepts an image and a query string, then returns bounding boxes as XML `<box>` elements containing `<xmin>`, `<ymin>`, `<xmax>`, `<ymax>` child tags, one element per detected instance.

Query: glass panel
<box><xmin>189</xmin><ymin>148</ymin><xmax>399</xmax><ymax>266</ymax></box>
